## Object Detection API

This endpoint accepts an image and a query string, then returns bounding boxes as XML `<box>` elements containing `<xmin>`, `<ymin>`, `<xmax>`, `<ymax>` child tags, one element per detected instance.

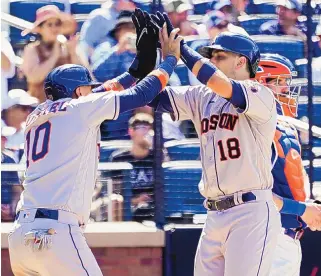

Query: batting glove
<box><xmin>128</xmin><ymin>8</ymin><xmax>160</xmax><ymax>80</ymax></box>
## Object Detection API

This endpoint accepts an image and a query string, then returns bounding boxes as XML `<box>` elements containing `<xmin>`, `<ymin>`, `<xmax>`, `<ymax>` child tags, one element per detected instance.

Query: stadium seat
<box><xmin>97</xmin><ymin>162</ymin><xmax>133</xmax><ymax>221</ymax></box>
<box><xmin>252</xmin><ymin>35</ymin><xmax>305</xmax><ymax>64</ymax></box>
<box><xmin>100</xmin><ymin>111</ymin><xmax>133</xmax><ymax>141</ymax></box>
<box><xmin>165</xmin><ymin>139</ymin><xmax>200</xmax><ymax>161</ymax></box>
<box><xmin>99</xmin><ymin>140</ymin><xmax>132</xmax><ymax>162</ymax></box>
<box><xmin>163</xmin><ymin>161</ymin><xmax>206</xmax><ymax>220</ymax></box>
<box><xmin>245</xmin><ymin>2</ymin><xmax>277</xmax><ymax>14</ymax></box>
<box><xmin>297</xmin><ymin>96</ymin><xmax>321</xmax><ymax>127</ymax></box>
<box><xmin>303</xmin><ymin>159</ymin><xmax>321</xmax><ymax>182</ymax></box>
<box><xmin>238</xmin><ymin>14</ymin><xmax>277</xmax><ymax>35</ymax></box>
<box><xmin>192</xmin><ymin>0</ymin><xmax>212</xmax><ymax>15</ymax></box>
<box><xmin>9</xmin><ymin>1</ymin><xmax>65</xmax><ymax>43</ymax></box>
<box><xmin>174</xmin><ymin>64</ymin><xmax>190</xmax><ymax>86</ymax></box>
<box><xmin>70</xmin><ymin>1</ymin><xmax>101</xmax><ymax>14</ymax></box>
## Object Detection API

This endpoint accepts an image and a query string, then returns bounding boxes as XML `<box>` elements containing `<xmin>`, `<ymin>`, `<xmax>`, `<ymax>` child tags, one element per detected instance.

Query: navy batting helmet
<box><xmin>199</xmin><ymin>32</ymin><xmax>260</xmax><ymax>78</ymax></box>
<box><xmin>44</xmin><ymin>64</ymin><xmax>101</xmax><ymax>101</ymax></box>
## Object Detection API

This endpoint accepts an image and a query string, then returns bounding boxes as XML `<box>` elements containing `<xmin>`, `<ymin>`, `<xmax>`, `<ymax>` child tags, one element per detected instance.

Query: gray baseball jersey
<box><xmin>165</xmin><ymin>80</ymin><xmax>277</xmax><ymax>199</ymax></box>
<box><xmin>19</xmin><ymin>92</ymin><xmax>120</xmax><ymax>225</ymax></box>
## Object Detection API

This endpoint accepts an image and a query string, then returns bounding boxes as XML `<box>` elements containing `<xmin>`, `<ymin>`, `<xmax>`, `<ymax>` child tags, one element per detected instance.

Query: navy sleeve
<box><xmin>229</xmin><ymin>80</ymin><xmax>246</xmax><ymax>111</ymax></box>
<box><xmin>148</xmin><ymin>90</ymin><xmax>174</xmax><ymax>113</ymax></box>
<box><xmin>118</xmin><ymin>76</ymin><xmax>162</xmax><ymax>113</ymax></box>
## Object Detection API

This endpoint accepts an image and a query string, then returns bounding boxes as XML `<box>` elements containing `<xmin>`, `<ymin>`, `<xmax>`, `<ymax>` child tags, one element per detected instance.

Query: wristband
<box><xmin>116</xmin><ymin>72</ymin><xmax>137</xmax><ymax>89</ymax></box>
<box><xmin>280</xmin><ymin>198</ymin><xmax>306</xmax><ymax>216</ymax></box>
<box><xmin>159</xmin><ymin>55</ymin><xmax>177</xmax><ymax>76</ymax></box>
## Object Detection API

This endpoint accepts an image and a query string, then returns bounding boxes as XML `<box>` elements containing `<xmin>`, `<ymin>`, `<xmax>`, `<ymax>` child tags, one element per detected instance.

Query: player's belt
<box><xmin>206</xmin><ymin>192</ymin><xmax>257</xmax><ymax>211</ymax></box>
<box><xmin>15</xmin><ymin>208</ymin><xmax>80</xmax><ymax>226</ymax></box>
<box><xmin>15</xmin><ymin>208</ymin><xmax>58</xmax><ymax>221</ymax></box>
<box><xmin>284</xmin><ymin>228</ymin><xmax>304</xmax><ymax>240</ymax></box>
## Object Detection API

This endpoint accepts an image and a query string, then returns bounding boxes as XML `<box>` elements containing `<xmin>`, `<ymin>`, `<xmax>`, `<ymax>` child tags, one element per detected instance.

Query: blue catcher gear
<box><xmin>199</xmin><ymin>32</ymin><xmax>260</xmax><ymax>78</ymax></box>
<box><xmin>44</xmin><ymin>64</ymin><xmax>101</xmax><ymax>101</ymax></box>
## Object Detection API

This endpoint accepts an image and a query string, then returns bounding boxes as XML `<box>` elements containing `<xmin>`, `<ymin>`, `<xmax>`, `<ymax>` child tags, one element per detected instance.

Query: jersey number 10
<box><xmin>26</xmin><ymin>121</ymin><xmax>51</xmax><ymax>168</ymax></box>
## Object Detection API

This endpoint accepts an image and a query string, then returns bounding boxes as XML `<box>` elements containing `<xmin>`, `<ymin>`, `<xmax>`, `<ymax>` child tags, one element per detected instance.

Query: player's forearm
<box><xmin>180</xmin><ymin>44</ymin><xmax>232</xmax><ymax>98</ymax></box>
<box><xmin>93</xmin><ymin>72</ymin><xmax>137</xmax><ymax>93</ymax></box>
<box><xmin>272</xmin><ymin>193</ymin><xmax>306</xmax><ymax>215</ymax></box>
<box><xmin>118</xmin><ymin>55</ymin><xmax>177</xmax><ymax>113</ymax></box>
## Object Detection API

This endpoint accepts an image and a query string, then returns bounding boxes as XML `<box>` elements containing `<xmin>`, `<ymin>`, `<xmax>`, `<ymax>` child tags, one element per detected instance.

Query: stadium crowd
<box><xmin>1</xmin><ymin>0</ymin><xmax>321</xmax><ymax>223</ymax></box>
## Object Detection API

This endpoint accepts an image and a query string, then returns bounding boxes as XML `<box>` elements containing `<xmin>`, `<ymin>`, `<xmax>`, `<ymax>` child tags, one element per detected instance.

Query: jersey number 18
<box><xmin>26</xmin><ymin>121</ymin><xmax>51</xmax><ymax>168</ymax></box>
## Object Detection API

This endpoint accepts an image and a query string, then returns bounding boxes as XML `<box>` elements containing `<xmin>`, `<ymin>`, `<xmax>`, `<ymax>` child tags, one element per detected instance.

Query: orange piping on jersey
<box><xmin>284</xmin><ymin>148</ymin><xmax>306</xmax><ymax>202</ymax></box>
<box><xmin>274</xmin><ymin>130</ymin><xmax>285</xmax><ymax>158</ymax></box>
<box><xmin>148</xmin><ymin>69</ymin><xmax>169</xmax><ymax>91</ymax></box>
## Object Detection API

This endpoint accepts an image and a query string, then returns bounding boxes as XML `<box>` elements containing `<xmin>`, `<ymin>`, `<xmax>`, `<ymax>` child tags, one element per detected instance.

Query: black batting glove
<box><xmin>128</xmin><ymin>8</ymin><xmax>160</xmax><ymax>80</ymax></box>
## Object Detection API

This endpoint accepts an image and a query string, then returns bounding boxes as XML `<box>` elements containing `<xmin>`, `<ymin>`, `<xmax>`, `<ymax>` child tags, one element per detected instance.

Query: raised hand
<box><xmin>159</xmin><ymin>25</ymin><xmax>183</xmax><ymax>60</ymax></box>
<box><xmin>151</xmin><ymin>12</ymin><xmax>174</xmax><ymax>36</ymax></box>
<box><xmin>129</xmin><ymin>8</ymin><xmax>160</xmax><ymax>79</ymax></box>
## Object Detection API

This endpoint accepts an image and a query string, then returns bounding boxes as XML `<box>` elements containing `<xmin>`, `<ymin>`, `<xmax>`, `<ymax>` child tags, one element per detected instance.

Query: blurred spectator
<box><xmin>92</xmin><ymin>10</ymin><xmax>136</xmax><ymax>82</ymax></box>
<box><xmin>1</xmin><ymin>122</ymin><xmax>22</xmax><ymax>222</ymax></box>
<box><xmin>21</xmin><ymin>5</ymin><xmax>80</xmax><ymax>103</ymax></box>
<box><xmin>77</xmin><ymin>0</ymin><xmax>136</xmax><ymax>67</ymax></box>
<box><xmin>259</xmin><ymin>0</ymin><xmax>306</xmax><ymax>41</ymax></box>
<box><xmin>164</xmin><ymin>0</ymin><xmax>198</xmax><ymax>36</ymax></box>
<box><xmin>198</xmin><ymin>10</ymin><xmax>248</xmax><ymax>39</ymax></box>
<box><xmin>1</xmin><ymin>32</ymin><xmax>16</xmax><ymax>108</ymax></box>
<box><xmin>109</xmin><ymin>113</ymin><xmax>168</xmax><ymax>222</ymax></box>
<box><xmin>1</xmin><ymin>89</ymin><xmax>38</xmax><ymax>161</ymax></box>
<box><xmin>191</xmin><ymin>11</ymin><xmax>248</xmax><ymax>85</ymax></box>
<box><xmin>213</xmin><ymin>0</ymin><xmax>248</xmax><ymax>25</ymax></box>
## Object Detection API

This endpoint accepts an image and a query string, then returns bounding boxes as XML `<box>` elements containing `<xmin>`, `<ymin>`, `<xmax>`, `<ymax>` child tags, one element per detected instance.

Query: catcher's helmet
<box><xmin>199</xmin><ymin>32</ymin><xmax>260</xmax><ymax>78</ymax></box>
<box><xmin>44</xmin><ymin>64</ymin><xmax>101</xmax><ymax>101</ymax></box>
<box><xmin>255</xmin><ymin>53</ymin><xmax>300</xmax><ymax>118</ymax></box>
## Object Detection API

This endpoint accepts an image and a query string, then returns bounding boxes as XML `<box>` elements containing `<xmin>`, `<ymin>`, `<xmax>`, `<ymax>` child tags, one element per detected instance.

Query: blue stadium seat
<box><xmin>98</xmin><ymin>162</ymin><xmax>133</xmax><ymax>221</ymax></box>
<box><xmin>252</xmin><ymin>35</ymin><xmax>305</xmax><ymax>64</ymax></box>
<box><xmin>192</xmin><ymin>0</ymin><xmax>212</xmax><ymax>15</ymax></box>
<box><xmin>99</xmin><ymin>140</ymin><xmax>132</xmax><ymax>162</ymax></box>
<box><xmin>303</xmin><ymin>159</ymin><xmax>321</xmax><ymax>182</ymax></box>
<box><xmin>163</xmin><ymin>161</ymin><xmax>205</xmax><ymax>219</ymax></box>
<box><xmin>174</xmin><ymin>64</ymin><xmax>190</xmax><ymax>86</ymax></box>
<box><xmin>297</xmin><ymin>96</ymin><xmax>321</xmax><ymax>127</ymax></box>
<box><xmin>9</xmin><ymin>1</ymin><xmax>65</xmax><ymax>43</ymax></box>
<box><xmin>70</xmin><ymin>1</ymin><xmax>101</xmax><ymax>14</ymax></box>
<box><xmin>245</xmin><ymin>3</ymin><xmax>277</xmax><ymax>14</ymax></box>
<box><xmin>238</xmin><ymin>14</ymin><xmax>277</xmax><ymax>35</ymax></box>
<box><xmin>100</xmin><ymin>111</ymin><xmax>133</xmax><ymax>141</ymax></box>
<box><xmin>165</xmin><ymin>139</ymin><xmax>200</xmax><ymax>161</ymax></box>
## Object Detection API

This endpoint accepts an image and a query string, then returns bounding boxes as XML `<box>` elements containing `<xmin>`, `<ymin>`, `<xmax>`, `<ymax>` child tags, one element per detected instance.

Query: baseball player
<box><xmin>254</xmin><ymin>53</ymin><xmax>321</xmax><ymax>276</ymax></box>
<box><xmin>8</xmin><ymin>10</ymin><xmax>182</xmax><ymax>275</ymax></box>
<box><xmin>105</xmin><ymin>11</ymin><xmax>281</xmax><ymax>276</ymax></box>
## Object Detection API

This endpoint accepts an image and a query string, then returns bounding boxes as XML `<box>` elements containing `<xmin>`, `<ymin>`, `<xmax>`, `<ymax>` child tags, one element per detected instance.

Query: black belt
<box><xmin>15</xmin><ymin>208</ymin><xmax>59</xmax><ymax>221</ymax></box>
<box><xmin>206</xmin><ymin>192</ymin><xmax>257</xmax><ymax>211</ymax></box>
<box><xmin>284</xmin><ymin>228</ymin><xmax>304</xmax><ymax>240</ymax></box>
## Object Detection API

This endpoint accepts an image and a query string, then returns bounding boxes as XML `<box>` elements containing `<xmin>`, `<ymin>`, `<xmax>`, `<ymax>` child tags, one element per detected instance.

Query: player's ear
<box><xmin>73</xmin><ymin>87</ymin><xmax>81</xmax><ymax>98</ymax></box>
<box><xmin>236</xmin><ymin>56</ymin><xmax>247</xmax><ymax>70</ymax></box>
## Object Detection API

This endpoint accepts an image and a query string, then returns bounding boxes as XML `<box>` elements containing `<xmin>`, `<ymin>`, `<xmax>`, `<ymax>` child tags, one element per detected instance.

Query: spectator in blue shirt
<box><xmin>259</xmin><ymin>0</ymin><xmax>306</xmax><ymax>41</ymax></box>
<box><xmin>77</xmin><ymin>0</ymin><xmax>136</xmax><ymax>67</ymax></box>
<box><xmin>92</xmin><ymin>10</ymin><xmax>136</xmax><ymax>82</ymax></box>
<box><xmin>1</xmin><ymin>123</ymin><xmax>22</xmax><ymax>222</ymax></box>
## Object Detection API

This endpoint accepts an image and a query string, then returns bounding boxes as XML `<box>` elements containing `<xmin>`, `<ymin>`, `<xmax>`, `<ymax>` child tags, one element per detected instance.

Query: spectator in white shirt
<box><xmin>1</xmin><ymin>32</ymin><xmax>16</xmax><ymax>110</ymax></box>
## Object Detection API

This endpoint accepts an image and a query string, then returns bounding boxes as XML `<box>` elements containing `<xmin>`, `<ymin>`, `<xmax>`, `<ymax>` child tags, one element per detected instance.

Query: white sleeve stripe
<box><xmin>167</xmin><ymin>90</ymin><xmax>180</xmax><ymax>121</ymax></box>
<box><xmin>112</xmin><ymin>94</ymin><xmax>120</xmax><ymax>120</ymax></box>
<box><xmin>271</xmin><ymin>141</ymin><xmax>278</xmax><ymax>169</ymax></box>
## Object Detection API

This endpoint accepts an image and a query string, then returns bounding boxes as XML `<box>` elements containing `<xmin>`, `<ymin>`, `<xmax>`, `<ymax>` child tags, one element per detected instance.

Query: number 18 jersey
<box><xmin>164</xmin><ymin>80</ymin><xmax>277</xmax><ymax>199</ymax></box>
